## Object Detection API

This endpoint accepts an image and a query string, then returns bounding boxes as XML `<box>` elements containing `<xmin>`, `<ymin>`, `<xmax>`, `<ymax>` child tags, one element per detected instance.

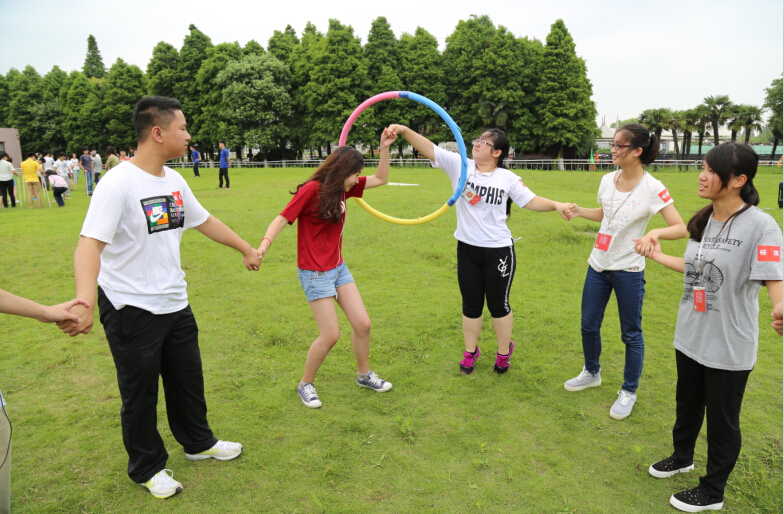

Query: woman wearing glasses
<box><xmin>563</xmin><ymin>123</ymin><xmax>687</xmax><ymax>420</ymax></box>
<box><xmin>386</xmin><ymin>125</ymin><xmax>572</xmax><ymax>375</ymax></box>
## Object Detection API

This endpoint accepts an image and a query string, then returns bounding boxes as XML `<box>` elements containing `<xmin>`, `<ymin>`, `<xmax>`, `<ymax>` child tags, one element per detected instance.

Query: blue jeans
<box><xmin>580</xmin><ymin>266</ymin><xmax>646</xmax><ymax>392</ymax></box>
<box><xmin>85</xmin><ymin>171</ymin><xmax>94</xmax><ymax>193</ymax></box>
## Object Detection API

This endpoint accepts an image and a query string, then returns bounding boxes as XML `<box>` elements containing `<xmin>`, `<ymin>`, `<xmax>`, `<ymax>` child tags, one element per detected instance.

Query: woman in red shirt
<box><xmin>258</xmin><ymin>130</ymin><xmax>395</xmax><ymax>408</ymax></box>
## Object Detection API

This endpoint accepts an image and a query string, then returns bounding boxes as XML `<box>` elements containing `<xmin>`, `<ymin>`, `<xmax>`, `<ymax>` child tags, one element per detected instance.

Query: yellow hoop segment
<box><xmin>353</xmin><ymin>198</ymin><xmax>450</xmax><ymax>225</ymax></box>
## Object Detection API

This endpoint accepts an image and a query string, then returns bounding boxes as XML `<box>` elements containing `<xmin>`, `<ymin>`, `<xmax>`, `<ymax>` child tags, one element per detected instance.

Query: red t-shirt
<box><xmin>281</xmin><ymin>176</ymin><xmax>366</xmax><ymax>271</ymax></box>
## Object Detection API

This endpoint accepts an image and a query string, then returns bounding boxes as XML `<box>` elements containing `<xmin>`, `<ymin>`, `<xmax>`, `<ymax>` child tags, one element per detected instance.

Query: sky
<box><xmin>1</xmin><ymin>0</ymin><xmax>782</xmax><ymax>127</ymax></box>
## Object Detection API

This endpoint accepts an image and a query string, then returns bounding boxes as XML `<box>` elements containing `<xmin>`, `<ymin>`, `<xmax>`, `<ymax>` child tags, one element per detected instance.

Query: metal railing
<box><xmin>166</xmin><ymin>159</ymin><xmax>784</xmax><ymax>173</ymax></box>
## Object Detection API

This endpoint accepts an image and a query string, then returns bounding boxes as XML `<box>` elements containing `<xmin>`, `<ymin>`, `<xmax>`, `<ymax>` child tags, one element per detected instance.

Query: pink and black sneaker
<box><xmin>493</xmin><ymin>341</ymin><xmax>515</xmax><ymax>374</ymax></box>
<box><xmin>459</xmin><ymin>346</ymin><xmax>481</xmax><ymax>375</ymax></box>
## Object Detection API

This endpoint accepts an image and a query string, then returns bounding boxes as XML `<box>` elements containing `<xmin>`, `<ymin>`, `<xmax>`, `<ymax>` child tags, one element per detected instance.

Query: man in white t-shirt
<box><xmin>57</xmin><ymin>96</ymin><xmax>261</xmax><ymax>500</ymax></box>
<box><xmin>53</xmin><ymin>153</ymin><xmax>71</xmax><ymax>198</ymax></box>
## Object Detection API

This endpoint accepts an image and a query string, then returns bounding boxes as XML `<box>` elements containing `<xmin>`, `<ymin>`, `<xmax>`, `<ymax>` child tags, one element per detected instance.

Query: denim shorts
<box><xmin>297</xmin><ymin>262</ymin><xmax>355</xmax><ymax>302</ymax></box>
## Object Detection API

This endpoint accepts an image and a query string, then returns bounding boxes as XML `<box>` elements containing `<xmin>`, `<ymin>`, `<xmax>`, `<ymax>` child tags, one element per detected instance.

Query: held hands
<box><xmin>385</xmin><ymin>124</ymin><xmax>408</xmax><ymax>137</ymax></box>
<box><xmin>635</xmin><ymin>232</ymin><xmax>659</xmax><ymax>257</ymax></box>
<box><xmin>243</xmin><ymin>244</ymin><xmax>261</xmax><ymax>271</ymax></box>
<box><xmin>56</xmin><ymin>303</ymin><xmax>94</xmax><ymax>337</ymax></box>
<box><xmin>36</xmin><ymin>298</ymin><xmax>90</xmax><ymax>324</ymax></box>
<box><xmin>380</xmin><ymin>128</ymin><xmax>397</xmax><ymax>148</ymax></box>
<box><xmin>771</xmin><ymin>302</ymin><xmax>783</xmax><ymax>336</ymax></box>
<box><xmin>557</xmin><ymin>203</ymin><xmax>580</xmax><ymax>221</ymax></box>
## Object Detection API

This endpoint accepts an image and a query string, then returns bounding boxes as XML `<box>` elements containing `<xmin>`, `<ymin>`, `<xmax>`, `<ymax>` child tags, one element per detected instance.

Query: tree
<box><xmin>215</xmin><ymin>54</ymin><xmax>292</xmax><ymax>165</ymax></box>
<box><xmin>83</xmin><ymin>35</ymin><xmax>106</xmax><ymax>79</ymax></box>
<box><xmin>535</xmin><ymin>19</ymin><xmax>598</xmax><ymax>159</ymax></box>
<box><xmin>661</xmin><ymin>109</ymin><xmax>682</xmax><ymax>168</ymax></box>
<box><xmin>763</xmin><ymin>76</ymin><xmax>783</xmax><ymax>157</ymax></box>
<box><xmin>195</xmin><ymin>42</ymin><xmax>243</xmax><ymax>155</ymax></box>
<box><xmin>63</xmin><ymin>73</ymin><xmax>98</xmax><ymax>154</ymax></box>
<box><xmin>302</xmin><ymin>19</ymin><xmax>370</xmax><ymax>154</ymax></box>
<box><xmin>103</xmin><ymin>58</ymin><xmax>147</xmax><ymax>151</ymax></box>
<box><xmin>703</xmin><ymin>95</ymin><xmax>733</xmax><ymax>146</ymax></box>
<box><xmin>737</xmin><ymin>105</ymin><xmax>764</xmax><ymax>145</ymax></box>
<box><xmin>0</xmin><ymin>74</ymin><xmax>9</xmax><ymax>126</ymax></box>
<box><xmin>694</xmin><ymin>105</ymin><xmax>711</xmax><ymax>158</ymax></box>
<box><xmin>364</xmin><ymin>17</ymin><xmax>404</xmax><ymax>156</ymax></box>
<box><xmin>289</xmin><ymin>22</ymin><xmax>324</xmax><ymax>158</ymax></box>
<box><xmin>147</xmin><ymin>42</ymin><xmax>180</xmax><ymax>98</ymax></box>
<box><xmin>243</xmin><ymin>39</ymin><xmax>266</xmax><ymax>57</ymax></box>
<box><xmin>397</xmin><ymin>27</ymin><xmax>448</xmax><ymax>151</ymax></box>
<box><xmin>8</xmin><ymin>66</ymin><xmax>44</xmax><ymax>154</ymax></box>
<box><xmin>638</xmin><ymin>108</ymin><xmax>670</xmax><ymax>143</ymax></box>
<box><xmin>679</xmin><ymin>108</ymin><xmax>701</xmax><ymax>158</ymax></box>
<box><xmin>173</xmin><ymin>25</ymin><xmax>213</xmax><ymax>137</ymax></box>
<box><xmin>267</xmin><ymin>26</ymin><xmax>298</xmax><ymax>62</ymax></box>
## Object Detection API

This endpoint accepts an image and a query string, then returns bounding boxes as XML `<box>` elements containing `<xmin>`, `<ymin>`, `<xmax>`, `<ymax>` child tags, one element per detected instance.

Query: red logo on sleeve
<box><xmin>658</xmin><ymin>189</ymin><xmax>671</xmax><ymax>202</ymax></box>
<box><xmin>172</xmin><ymin>191</ymin><xmax>183</xmax><ymax>206</ymax></box>
<box><xmin>757</xmin><ymin>246</ymin><xmax>781</xmax><ymax>262</ymax></box>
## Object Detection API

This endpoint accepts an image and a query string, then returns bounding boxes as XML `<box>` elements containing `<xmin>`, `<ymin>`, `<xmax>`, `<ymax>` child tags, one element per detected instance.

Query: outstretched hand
<box><xmin>562</xmin><ymin>203</ymin><xmax>580</xmax><ymax>221</ymax></box>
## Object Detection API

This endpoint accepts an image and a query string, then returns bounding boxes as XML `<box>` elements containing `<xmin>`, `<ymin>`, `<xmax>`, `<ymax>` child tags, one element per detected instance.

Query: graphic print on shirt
<box><xmin>465</xmin><ymin>180</ymin><xmax>506</xmax><ymax>205</ymax></box>
<box><xmin>685</xmin><ymin>257</ymin><xmax>724</xmax><ymax>293</ymax></box>
<box><xmin>140</xmin><ymin>192</ymin><xmax>185</xmax><ymax>234</ymax></box>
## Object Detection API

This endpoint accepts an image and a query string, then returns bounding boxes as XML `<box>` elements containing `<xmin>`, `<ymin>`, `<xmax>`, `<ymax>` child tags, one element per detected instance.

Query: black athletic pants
<box><xmin>52</xmin><ymin>186</ymin><xmax>67</xmax><ymax>207</ymax></box>
<box><xmin>671</xmin><ymin>350</ymin><xmax>751</xmax><ymax>497</ymax></box>
<box><xmin>0</xmin><ymin>180</ymin><xmax>14</xmax><ymax>207</ymax></box>
<box><xmin>193</xmin><ymin>162</ymin><xmax>200</xmax><ymax>177</ymax></box>
<box><xmin>98</xmin><ymin>287</ymin><xmax>217</xmax><ymax>483</ymax></box>
<box><xmin>219</xmin><ymin>167</ymin><xmax>229</xmax><ymax>188</ymax></box>
<box><xmin>457</xmin><ymin>240</ymin><xmax>516</xmax><ymax>319</ymax></box>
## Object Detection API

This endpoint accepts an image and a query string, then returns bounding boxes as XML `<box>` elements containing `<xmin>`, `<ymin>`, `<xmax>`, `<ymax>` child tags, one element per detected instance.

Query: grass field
<box><xmin>1</xmin><ymin>166</ymin><xmax>781</xmax><ymax>513</ymax></box>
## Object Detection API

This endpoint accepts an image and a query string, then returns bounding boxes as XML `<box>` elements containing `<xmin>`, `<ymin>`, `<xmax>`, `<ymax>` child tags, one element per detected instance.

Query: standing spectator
<box><xmin>38</xmin><ymin>157</ymin><xmax>50</xmax><ymax>191</ymax></box>
<box><xmin>48</xmin><ymin>173</ymin><xmax>68</xmax><ymax>207</ymax></box>
<box><xmin>80</xmin><ymin>147</ymin><xmax>94</xmax><ymax>195</ymax></box>
<box><xmin>43</xmin><ymin>152</ymin><xmax>55</xmax><ymax>174</ymax></box>
<box><xmin>104</xmin><ymin>146</ymin><xmax>120</xmax><ymax>175</ymax></box>
<box><xmin>218</xmin><ymin>140</ymin><xmax>230</xmax><ymax>189</ymax></box>
<box><xmin>70</xmin><ymin>153</ymin><xmax>80</xmax><ymax>185</ymax></box>
<box><xmin>190</xmin><ymin>145</ymin><xmax>200</xmax><ymax>177</ymax></box>
<box><xmin>53</xmin><ymin>153</ymin><xmax>71</xmax><ymax>198</ymax></box>
<box><xmin>92</xmin><ymin>150</ymin><xmax>103</xmax><ymax>184</ymax></box>
<box><xmin>21</xmin><ymin>153</ymin><xmax>42</xmax><ymax>208</ymax></box>
<box><xmin>0</xmin><ymin>153</ymin><xmax>16</xmax><ymax>208</ymax></box>
<box><xmin>119</xmin><ymin>150</ymin><xmax>130</xmax><ymax>162</ymax></box>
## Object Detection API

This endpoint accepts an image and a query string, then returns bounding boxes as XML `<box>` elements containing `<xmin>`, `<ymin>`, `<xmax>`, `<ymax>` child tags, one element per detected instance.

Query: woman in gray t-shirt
<box><xmin>639</xmin><ymin>142</ymin><xmax>783</xmax><ymax>513</ymax></box>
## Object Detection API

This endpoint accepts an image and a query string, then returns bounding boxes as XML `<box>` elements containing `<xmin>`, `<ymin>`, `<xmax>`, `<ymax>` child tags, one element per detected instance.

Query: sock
<box><xmin>357</xmin><ymin>371</ymin><xmax>371</xmax><ymax>379</ymax></box>
<box><xmin>469</xmin><ymin>348</ymin><xmax>478</xmax><ymax>356</ymax></box>
<box><xmin>298</xmin><ymin>381</ymin><xmax>310</xmax><ymax>388</ymax></box>
<box><xmin>498</xmin><ymin>351</ymin><xmax>509</xmax><ymax>356</ymax></box>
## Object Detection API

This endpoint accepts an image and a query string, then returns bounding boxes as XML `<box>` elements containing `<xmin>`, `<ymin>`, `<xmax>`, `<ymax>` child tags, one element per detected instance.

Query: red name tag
<box><xmin>757</xmin><ymin>245</ymin><xmax>781</xmax><ymax>262</ymax></box>
<box><xmin>693</xmin><ymin>287</ymin><xmax>706</xmax><ymax>312</ymax></box>
<box><xmin>595</xmin><ymin>233</ymin><xmax>612</xmax><ymax>251</ymax></box>
<box><xmin>658</xmin><ymin>189</ymin><xmax>671</xmax><ymax>202</ymax></box>
<box><xmin>464</xmin><ymin>190</ymin><xmax>482</xmax><ymax>205</ymax></box>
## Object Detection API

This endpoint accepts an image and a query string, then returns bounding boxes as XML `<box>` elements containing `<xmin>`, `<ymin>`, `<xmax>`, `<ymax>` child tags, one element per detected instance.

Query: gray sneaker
<box><xmin>297</xmin><ymin>383</ymin><xmax>322</xmax><ymax>408</ymax></box>
<box><xmin>564</xmin><ymin>367</ymin><xmax>602</xmax><ymax>392</ymax></box>
<box><xmin>356</xmin><ymin>371</ymin><xmax>392</xmax><ymax>392</ymax></box>
<box><xmin>610</xmin><ymin>390</ymin><xmax>636</xmax><ymax>420</ymax></box>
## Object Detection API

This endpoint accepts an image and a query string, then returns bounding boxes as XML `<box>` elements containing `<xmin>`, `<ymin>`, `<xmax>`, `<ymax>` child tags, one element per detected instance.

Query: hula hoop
<box><xmin>338</xmin><ymin>91</ymin><xmax>468</xmax><ymax>225</ymax></box>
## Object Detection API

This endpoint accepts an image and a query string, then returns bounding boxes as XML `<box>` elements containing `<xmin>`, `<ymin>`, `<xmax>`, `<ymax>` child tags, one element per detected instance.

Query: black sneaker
<box><xmin>670</xmin><ymin>486</ymin><xmax>723</xmax><ymax>512</ymax></box>
<box><xmin>648</xmin><ymin>456</ymin><xmax>695</xmax><ymax>478</ymax></box>
<box><xmin>459</xmin><ymin>346</ymin><xmax>481</xmax><ymax>375</ymax></box>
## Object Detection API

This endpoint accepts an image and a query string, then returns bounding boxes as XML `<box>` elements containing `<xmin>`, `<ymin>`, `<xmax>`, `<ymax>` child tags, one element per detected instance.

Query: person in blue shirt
<box><xmin>190</xmin><ymin>146</ymin><xmax>200</xmax><ymax>178</ymax></box>
<box><xmin>218</xmin><ymin>141</ymin><xmax>230</xmax><ymax>189</ymax></box>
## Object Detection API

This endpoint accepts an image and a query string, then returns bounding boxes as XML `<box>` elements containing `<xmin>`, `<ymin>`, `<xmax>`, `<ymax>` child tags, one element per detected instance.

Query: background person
<box><xmin>58</xmin><ymin>96</ymin><xmax>260</xmax><ymax>499</ymax></box>
<box><xmin>0</xmin><ymin>290</ymin><xmax>89</xmax><ymax>514</ymax></box>
<box><xmin>118</xmin><ymin>150</ymin><xmax>130</xmax><ymax>162</ymax></box>
<box><xmin>218</xmin><ymin>140</ymin><xmax>230</xmax><ymax>189</ymax></box>
<box><xmin>258</xmin><ymin>131</ymin><xmax>396</xmax><ymax>409</ymax></box>
<box><xmin>80</xmin><ymin>147</ymin><xmax>94</xmax><ymax>195</ymax></box>
<box><xmin>103</xmin><ymin>146</ymin><xmax>120</xmax><ymax>175</ymax></box>
<box><xmin>53</xmin><ymin>153</ymin><xmax>71</xmax><ymax>198</ymax></box>
<box><xmin>91</xmin><ymin>150</ymin><xmax>102</xmax><ymax>184</ymax></box>
<box><xmin>190</xmin><ymin>145</ymin><xmax>200</xmax><ymax>177</ymax></box>
<box><xmin>48</xmin><ymin>173</ymin><xmax>69</xmax><ymax>207</ymax></box>
<box><xmin>21</xmin><ymin>153</ymin><xmax>42</xmax><ymax>208</ymax></box>
<box><xmin>70</xmin><ymin>153</ymin><xmax>80</xmax><ymax>186</ymax></box>
<box><xmin>0</xmin><ymin>153</ymin><xmax>16</xmax><ymax>208</ymax></box>
<box><xmin>643</xmin><ymin>142</ymin><xmax>783</xmax><ymax>513</ymax></box>
<box><xmin>562</xmin><ymin>123</ymin><xmax>688</xmax><ymax>420</ymax></box>
<box><xmin>386</xmin><ymin>124</ymin><xmax>573</xmax><ymax>376</ymax></box>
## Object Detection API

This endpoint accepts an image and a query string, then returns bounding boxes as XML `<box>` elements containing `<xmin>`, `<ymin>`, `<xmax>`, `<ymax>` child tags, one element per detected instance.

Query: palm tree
<box><xmin>477</xmin><ymin>98</ymin><xmax>510</xmax><ymax>130</ymax></box>
<box><xmin>725</xmin><ymin>105</ymin><xmax>744</xmax><ymax>143</ymax></box>
<box><xmin>680</xmin><ymin>108</ymin><xmax>701</xmax><ymax>159</ymax></box>
<box><xmin>737</xmin><ymin>105</ymin><xmax>764</xmax><ymax>144</ymax></box>
<box><xmin>703</xmin><ymin>95</ymin><xmax>733</xmax><ymax>146</ymax></box>
<box><xmin>694</xmin><ymin>105</ymin><xmax>711</xmax><ymax>159</ymax></box>
<box><xmin>638</xmin><ymin>108</ymin><xmax>670</xmax><ymax>142</ymax></box>
<box><xmin>662</xmin><ymin>110</ymin><xmax>684</xmax><ymax>169</ymax></box>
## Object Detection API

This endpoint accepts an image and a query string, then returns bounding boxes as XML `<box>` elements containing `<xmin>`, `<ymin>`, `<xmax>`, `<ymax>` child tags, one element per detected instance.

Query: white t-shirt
<box><xmin>431</xmin><ymin>145</ymin><xmax>535</xmax><ymax>247</ymax></box>
<box><xmin>43</xmin><ymin>156</ymin><xmax>55</xmax><ymax>170</ymax></box>
<box><xmin>587</xmin><ymin>171</ymin><xmax>673</xmax><ymax>272</ymax></box>
<box><xmin>53</xmin><ymin>159</ymin><xmax>69</xmax><ymax>175</ymax></box>
<box><xmin>70</xmin><ymin>158</ymin><xmax>80</xmax><ymax>170</ymax></box>
<box><xmin>80</xmin><ymin>161</ymin><xmax>210</xmax><ymax>314</ymax></box>
<box><xmin>0</xmin><ymin>160</ymin><xmax>14</xmax><ymax>181</ymax></box>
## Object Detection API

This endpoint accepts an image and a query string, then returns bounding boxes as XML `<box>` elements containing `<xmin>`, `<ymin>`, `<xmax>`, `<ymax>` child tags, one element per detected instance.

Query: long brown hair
<box><xmin>292</xmin><ymin>146</ymin><xmax>364</xmax><ymax>224</ymax></box>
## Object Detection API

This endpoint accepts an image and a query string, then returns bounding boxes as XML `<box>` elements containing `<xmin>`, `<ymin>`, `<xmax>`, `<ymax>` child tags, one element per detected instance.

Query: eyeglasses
<box><xmin>609</xmin><ymin>143</ymin><xmax>632</xmax><ymax>150</ymax></box>
<box><xmin>472</xmin><ymin>139</ymin><xmax>495</xmax><ymax>148</ymax></box>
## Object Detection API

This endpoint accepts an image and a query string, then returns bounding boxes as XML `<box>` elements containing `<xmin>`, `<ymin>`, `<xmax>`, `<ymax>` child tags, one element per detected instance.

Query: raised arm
<box><xmin>258</xmin><ymin>215</ymin><xmax>290</xmax><ymax>259</ymax></box>
<box><xmin>386</xmin><ymin>124</ymin><xmax>434</xmax><ymax>162</ymax></box>
<box><xmin>365</xmin><ymin>128</ymin><xmax>395</xmax><ymax>189</ymax></box>
<box><xmin>193</xmin><ymin>215</ymin><xmax>259</xmax><ymax>271</ymax></box>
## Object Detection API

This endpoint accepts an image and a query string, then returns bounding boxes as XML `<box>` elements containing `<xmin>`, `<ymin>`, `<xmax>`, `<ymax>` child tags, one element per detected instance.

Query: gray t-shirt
<box><xmin>674</xmin><ymin>206</ymin><xmax>783</xmax><ymax>370</ymax></box>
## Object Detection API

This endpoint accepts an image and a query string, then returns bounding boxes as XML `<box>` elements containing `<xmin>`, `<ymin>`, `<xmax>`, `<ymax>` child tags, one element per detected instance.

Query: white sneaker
<box><xmin>564</xmin><ymin>366</ymin><xmax>602</xmax><ymax>391</ymax></box>
<box><xmin>185</xmin><ymin>440</ymin><xmax>243</xmax><ymax>461</ymax></box>
<box><xmin>141</xmin><ymin>469</ymin><xmax>182</xmax><ymax>498</ymax></box>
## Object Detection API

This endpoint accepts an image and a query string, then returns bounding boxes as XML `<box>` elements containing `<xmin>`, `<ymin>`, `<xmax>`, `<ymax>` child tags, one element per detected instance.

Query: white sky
<box><xmin>2</xmin><ymin>0</ymin><xmax>782</xmax><ymax>126</ymax></box>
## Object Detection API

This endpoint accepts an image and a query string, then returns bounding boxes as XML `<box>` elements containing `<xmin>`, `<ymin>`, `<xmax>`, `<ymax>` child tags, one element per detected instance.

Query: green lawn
<box><xmin>1</xmin><ymin>167</ymin><xmax>781</xmax><ymax>513</ymax></box>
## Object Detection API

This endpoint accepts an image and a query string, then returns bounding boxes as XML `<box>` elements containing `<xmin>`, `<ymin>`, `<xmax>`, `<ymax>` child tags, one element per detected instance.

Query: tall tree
<box><xmin>195</xmin><ymin>42</ymin><xmax>243</xmax><ymax>154</ymax></box>
<box><xmin>735</xmin><ymin>105</ymin><xmax>764</xmax><ymax>145</ymax></box>
<box><xmin>702</xmin><ymin>95</ymin><xmax>733</xmax><ymax>146</ymax></box>
<box><xmin>763</xmin><ymin>76</ymin><xmax>783</xmax><ymax>157</ymax></box>
<box><xmin>243</xmin><ymin>39</ymin><xmax>266</xmax><ymax>57</ymax></box>
<box><xmin>216</xmin><ymin>53</ymin><xmax>292</xmax><ymax>165</ymax></box>
<box><xmin>364</xmin><ymin>16</ymin><xmax>403</xmax><ymax>156</ymax></box>
<box><xmin>0</xmin><ymin>74</ymin><xmax>9</xmax><ymax>126</ymax></box>
<box><xmin>146</xmin><ymin>42</ymin><xmax>180</xmax><ymax>98</ymax></box>
<box><xmin>63</xmin><ymin>73</ymin><xmax>98</xmax><ymax>154</ymax></box>
<box><xmin>694</xmin><ymin>105</ymin><xmax>711</xmax><ymax>158</ymax></box>
<box><xmin>83</xmin><ymin>35</ymin><xmax>106</xmax><ymax>79</ymax></box>
<box><xmin>534</xmin><ymin>19</ymin><xmax>598</xmax><ymax>159</ymax></box>
<box><xmin>289</xmin><ymin>22</ymin><xmax>324</xmax><ymax>158</ymax></box>
<box><xmin>267</xmin><ymin>26</ymin><xmax>298</xmax><ymax>62</ymax></box>
<box><xmin>679</xmin><ymin>108</ymin><xmax>700</xmax><ymax>157</ymax></box>
<box><xmin>662</xmin><ymin>109</ymin><xmax>682</xmax><ymax>168</ymax></box>
<box><xmin>173</xmin><ymin>25</ymin><xmax>213</xmax><ymax>137</ymax></box>
<box><xmin>302</xmin><ymin>19</ymin><xmax>370</xmax><ymax>154</ymax></box>
<box><xmin>103</xmin><ymin>58</ymin><xmax>147</xmax><ymax>151</ymax></box>
<box><xmin>8</xmin><ymin>66</ymin><xmax>44</xmax><ymax>153</ymax></box>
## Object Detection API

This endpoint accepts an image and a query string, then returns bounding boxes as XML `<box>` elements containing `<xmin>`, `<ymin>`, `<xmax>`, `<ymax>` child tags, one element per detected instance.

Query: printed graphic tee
<box><xmin>674</xmin><ymin>207</ymin><xmax>783</xmax><ymax>370</ymax></box>
<box><xmin>281</xmin><ymin>176</ymin><xmax>366</xmax><ymax>271</ymax></box>
<box><xmin>80</xmin><ymin>161</ymin><xmax>210</xmax><ymax>314</ymax></box>
<box><xmin>588</xmin><ymin>171</ymin><xmax>673</xmax><ymax>272</ymax></box>
<box><xmin>431</xmin><ymin>145</ymin><xmax>535</xmax><ymax>248</ymax></box>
